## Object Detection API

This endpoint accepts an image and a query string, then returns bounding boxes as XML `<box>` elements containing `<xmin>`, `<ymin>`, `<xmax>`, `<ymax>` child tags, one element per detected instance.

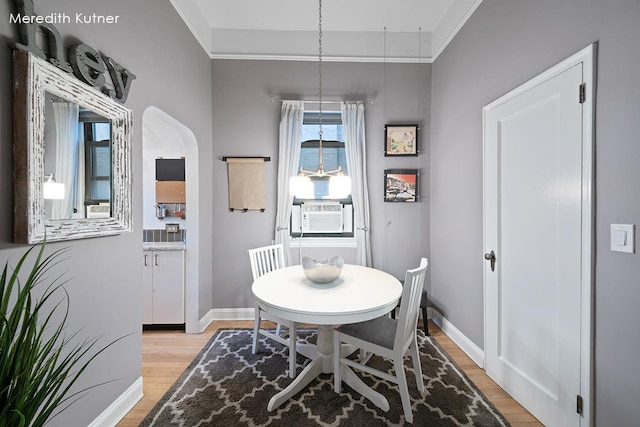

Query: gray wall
<box><xmin>0</xmin><ymin>0</ymin><xmax>213</xmax><ymax>425</ymax></box>
<box><xmin>430</xmin><ymin>0</ymin><xmax>640</xmax><ymax>424</ymax></box>
<box><xmin>211</xmin><ymin>60</ymin><xmax>431</xmax><ymax>309</ymax></box>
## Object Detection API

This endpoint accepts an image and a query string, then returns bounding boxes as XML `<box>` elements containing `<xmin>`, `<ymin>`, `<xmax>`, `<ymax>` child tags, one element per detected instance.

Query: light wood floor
<box><xmin>116</xmin><ymin>320</ymin><xmax>542</xmax><ymax>426</ymax></box>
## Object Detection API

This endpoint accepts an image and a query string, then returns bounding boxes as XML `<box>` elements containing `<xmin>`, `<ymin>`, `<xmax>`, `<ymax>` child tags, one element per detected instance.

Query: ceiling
<box><xmin>170</xmin><ymin>0</ymin><xmax>482</xmax><ymax>62</ymax></box>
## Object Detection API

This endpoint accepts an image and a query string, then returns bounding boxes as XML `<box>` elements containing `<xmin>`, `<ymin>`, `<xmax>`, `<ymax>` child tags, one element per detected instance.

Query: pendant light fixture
<box><xmin>290</xmin><ymin>0</ymin><xmax>351</xmax><ymax>199</ymax></box>
<box><xmin>43</xmin><ymin>173</ymin><xmax>65</xmax><ymax>200</ymax></box>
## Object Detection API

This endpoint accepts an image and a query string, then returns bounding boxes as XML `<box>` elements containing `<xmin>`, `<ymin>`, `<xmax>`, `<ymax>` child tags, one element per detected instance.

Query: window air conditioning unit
<box><xmin>301</xmin><ymin>202</ymin><xmax>343</xmax><ymax>233</ymax></box>
<box><xmin>86</xmin><ymin>203</ymin><xmax>110</xmax><ymax>218</ymax></box>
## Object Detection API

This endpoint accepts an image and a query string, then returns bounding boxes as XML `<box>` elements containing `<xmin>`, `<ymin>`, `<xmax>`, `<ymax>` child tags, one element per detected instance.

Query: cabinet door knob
<box><xmin>144</xmin><ymin>254</ymin><xmax>148</xmax><ymax>267</ymax></box>
<box><xmin>154</xmin><ymin>254</ymin><xmax>158</xmax><ymax>266</ymax></box>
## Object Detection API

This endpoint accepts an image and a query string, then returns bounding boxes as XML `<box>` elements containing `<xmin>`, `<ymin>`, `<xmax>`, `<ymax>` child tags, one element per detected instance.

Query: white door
<box><xmin>483</xmin><ymin>46</ymin><xmax>594</xmax><ymax>426</ymax></box>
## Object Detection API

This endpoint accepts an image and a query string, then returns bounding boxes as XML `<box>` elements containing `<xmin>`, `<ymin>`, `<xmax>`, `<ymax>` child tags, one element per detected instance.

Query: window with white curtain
<box><xmin>297</xmin><ymin>111</ymin><xmax>350</xmax><ymax>201</ymax></box>
<box><xmin>291</xmin><ymin>110</ymin><xmax>353</xmax><ymax>239</ymax></box>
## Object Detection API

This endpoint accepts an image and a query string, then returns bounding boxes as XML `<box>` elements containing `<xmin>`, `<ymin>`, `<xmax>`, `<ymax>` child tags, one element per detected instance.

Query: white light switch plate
<box><xmin>611</xmin><ymin>224</ymin><xmax>635</xmax><ymax>253</ymax></box>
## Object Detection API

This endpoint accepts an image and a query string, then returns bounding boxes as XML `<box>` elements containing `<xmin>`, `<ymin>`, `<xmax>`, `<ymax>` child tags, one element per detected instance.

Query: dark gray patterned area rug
<box><xmin>139</xmin><ymin>329</ymin><xmax>510</xmax><ymax>426</ymax></box>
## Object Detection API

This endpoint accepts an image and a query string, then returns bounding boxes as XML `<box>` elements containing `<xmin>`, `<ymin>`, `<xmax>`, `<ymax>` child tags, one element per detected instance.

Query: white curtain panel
<box><xmin>51</xmin><ymin>101</ymin><xmax>79</xmax><ymax>220</ymax></box>
<box><xmin>74</xmin><ymin>125</ymin><xmax>85</xmax><ymax>218</ymax></box>
<box><xmin>341</xmin><ymin>101</ymin><xmax>372</xmax><ymax>266</ymax></box>
<box><xmin>274</xmin><ymin>100</ymin><xmax>304</xmax><ymax>265</ymax></box>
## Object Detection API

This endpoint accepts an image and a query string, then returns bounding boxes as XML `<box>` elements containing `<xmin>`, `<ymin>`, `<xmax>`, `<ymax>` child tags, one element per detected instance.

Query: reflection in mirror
<box><xmin>43</xmin><ymin>93</ymin><xmax>112</xmax><ymax>220</ymax></box>
<box><xmin>13</xmin><ymin>50</ymin><xmax>132</xmax><ymax>244</ymax></box>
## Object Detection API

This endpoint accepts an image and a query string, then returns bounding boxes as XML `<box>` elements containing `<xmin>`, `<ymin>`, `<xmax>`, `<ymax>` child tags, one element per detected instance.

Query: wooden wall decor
<box><xmin>223</xmin><ymin>157</ymin><xmax>269</xmax><ymax>212</ymax></box>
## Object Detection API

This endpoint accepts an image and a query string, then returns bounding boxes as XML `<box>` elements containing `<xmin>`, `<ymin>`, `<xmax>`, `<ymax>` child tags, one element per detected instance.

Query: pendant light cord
<box><xmin>418</xmin><ymin>27</ymin><xmax>422</xmax><ymax>123</ymax></box>
<box><xmin>383</xmin><ymin>26</ymin><xmax>387</xmax><ymax>132</ymax></box>
<box><xmin>317</xmin><ymin>0</ymin><xmax>324</xmax><ymax>170</ymax></box>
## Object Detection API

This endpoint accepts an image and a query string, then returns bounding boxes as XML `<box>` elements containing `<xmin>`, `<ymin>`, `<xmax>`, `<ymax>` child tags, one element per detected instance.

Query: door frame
<box><xmin>482</xmin><ymin>43</ymin><xmax>595</xmax><ymax>426</ymax></box>
<box><xmin>143</xmin><ymin>106</ymin><xmax>201</xmax><ymax>333</ymax></box>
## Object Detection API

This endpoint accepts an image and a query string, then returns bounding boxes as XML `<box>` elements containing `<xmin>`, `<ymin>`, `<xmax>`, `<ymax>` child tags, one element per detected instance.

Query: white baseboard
<box><xmin>189</xmin><ymin>308</ymin><xmax>254</xmax><ymax>334</ymax></box>
<box><xmin>207</xmin><ymin>307</ymin><xmax>255</xmax><ymax>321</ymax></box>
<box><xmin>89</xmin><ymin>377</ymin><xmax>143</xmax><ymax>427</ymax></box>
<box><xmin>195</xmin><ymin>308</ymin><xmax>255</xmax><ymax>333</ymax></box>
<box><xmin>198</xmin><ymin>309</ymin><xmax>215</xmax><ymax>333</ymax></box>
<box><xmin>429</xmin><ymin>308</ymin><xmax>484</xmax><ymax>368</ymax></box>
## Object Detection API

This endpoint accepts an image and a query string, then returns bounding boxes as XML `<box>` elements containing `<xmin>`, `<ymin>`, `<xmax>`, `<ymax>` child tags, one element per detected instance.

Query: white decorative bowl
<box><xmin>301</xmin><ymin>256</ymin><xmax>344</xmax><ymax>284</ymax></box>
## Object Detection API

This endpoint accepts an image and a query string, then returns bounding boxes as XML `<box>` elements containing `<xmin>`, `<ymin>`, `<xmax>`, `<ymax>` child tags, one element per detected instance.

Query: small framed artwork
<box><xmin>384</xmin><ymin>169</ymin><xmax>419</xmax><ymax>202</ymax></box>
<box><xmin>384</xmin><ymin>124</ymin><xmax>419</xmax><ymax>156</ymax></box>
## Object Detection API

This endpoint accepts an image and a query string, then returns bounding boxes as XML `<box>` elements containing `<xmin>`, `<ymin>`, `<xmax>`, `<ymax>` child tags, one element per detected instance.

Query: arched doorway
<box><xmin>142</xmin><ymin>106</ymin><xmax>200</xmax><ymax>333</ymax></box>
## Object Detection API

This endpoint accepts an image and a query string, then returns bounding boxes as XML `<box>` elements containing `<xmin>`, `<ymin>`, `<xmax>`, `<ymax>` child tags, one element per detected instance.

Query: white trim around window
<box><xmin>289</xmin><ymin>237</ymin><xmax>356</xmax><ymax>248</ymax></box>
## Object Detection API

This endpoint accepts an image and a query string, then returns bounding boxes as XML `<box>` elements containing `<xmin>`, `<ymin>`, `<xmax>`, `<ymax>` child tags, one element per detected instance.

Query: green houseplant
<box><xmin>0</xmin><ymin>243</ymin><xmax>127</xmax><ymax>426</ymax></box>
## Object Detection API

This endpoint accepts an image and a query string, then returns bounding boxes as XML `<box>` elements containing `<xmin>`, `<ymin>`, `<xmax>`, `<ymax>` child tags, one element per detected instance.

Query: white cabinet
<box><xmin>143</xmin><ymin>250</ymin><xmax>185</xmax><ymax>325</ymax></box>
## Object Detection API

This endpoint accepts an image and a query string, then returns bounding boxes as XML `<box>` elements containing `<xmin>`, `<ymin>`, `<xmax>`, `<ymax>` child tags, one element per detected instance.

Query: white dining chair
<box><xmin>248</xmin><ymin>243</ymin><xmax>298</xmax><ymax>378</ymax></box>
<box><xmin>333</xmin><ymin>258</ymin><xmax>428</xmax><ymax>424</ymax></box>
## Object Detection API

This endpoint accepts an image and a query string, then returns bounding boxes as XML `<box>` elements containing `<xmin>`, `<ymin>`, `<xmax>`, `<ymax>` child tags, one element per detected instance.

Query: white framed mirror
<box><xmin>13</xmin><ymin>50</ymin><xmax>133</xmax><ymax>243</ymax></box>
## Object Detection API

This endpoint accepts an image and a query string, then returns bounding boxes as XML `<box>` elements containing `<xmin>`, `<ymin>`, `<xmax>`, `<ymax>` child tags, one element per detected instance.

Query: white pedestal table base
<box><xmin>267</xmin><ymin>325</ymin><xmax>390</xmax><ymax>412</ymax></box>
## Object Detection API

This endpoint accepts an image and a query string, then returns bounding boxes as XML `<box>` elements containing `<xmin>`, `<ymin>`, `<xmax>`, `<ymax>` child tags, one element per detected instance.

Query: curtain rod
<box><xmin>221</xmin><ymin>156</ymin><xmax>270</xmax><ymax>162</ymax></box>
<box><xmin>271</xmin><ymin>98</ymin><xmax>372</xmax><ymax>105</ymax></box>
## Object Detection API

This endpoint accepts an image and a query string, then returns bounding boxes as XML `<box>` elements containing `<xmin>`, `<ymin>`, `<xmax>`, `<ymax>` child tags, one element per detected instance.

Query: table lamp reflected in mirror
<box><xmin>43</xmin><ymin>174</ymin><xmax>65</xmax><ymax>200</ymax></box>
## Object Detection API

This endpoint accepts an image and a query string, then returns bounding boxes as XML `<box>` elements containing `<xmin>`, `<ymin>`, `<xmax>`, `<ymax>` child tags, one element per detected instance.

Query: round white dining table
<box><xmin>252</xmin><ymin>263</ymin><xmax>402</xmax><ymax>412</ymax></box>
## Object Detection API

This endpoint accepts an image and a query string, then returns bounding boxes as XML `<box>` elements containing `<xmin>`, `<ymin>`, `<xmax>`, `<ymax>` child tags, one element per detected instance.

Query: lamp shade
<box><xmin>329</xmin><ymin>175</ymin><xmax>351</xmax><ymax>199</ymax></box>
<box><xmin>43</xmin><ymin>174</ymin><xmax>65</xmax><ymax>200</ymax></box>
<box><xmin>44</xmin><ymin>181</ymin><xmax>65</xmax><ymax>200</ymax></box>
<box><xmin>290</xmin><ymin>175</ymin><xmax>314</xmax><ymax>199</ymax></box>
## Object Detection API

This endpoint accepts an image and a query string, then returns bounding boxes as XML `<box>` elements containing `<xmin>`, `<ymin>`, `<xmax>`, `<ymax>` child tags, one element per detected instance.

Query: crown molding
<box><xmin>171</xmin><ymin>0</ymin><xmax>482</xmax><ymax>63</ymax></box>
<box><xmin>209</xmin><ymin>53</ymin><xmax>433</xmax><ymax>63</ymax></box>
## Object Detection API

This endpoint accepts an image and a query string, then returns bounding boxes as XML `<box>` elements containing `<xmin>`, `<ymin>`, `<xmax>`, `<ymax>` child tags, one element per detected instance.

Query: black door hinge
<box><xmin>579</xmin><ymin>83</ymin><xmax>586</xmax><ymax>103</ymax></box>
<box><xmin>577</xmin><ymin>395</ymin><xmax>584</xmax><ymax>415</ymax></box>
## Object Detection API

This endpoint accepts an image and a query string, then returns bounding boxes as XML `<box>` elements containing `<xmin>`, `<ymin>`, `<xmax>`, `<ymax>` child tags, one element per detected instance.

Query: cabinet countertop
<box><xmin>143</xmin><ymin>242</ymin><xmax>186</xmax><ymax>251</ymax></box>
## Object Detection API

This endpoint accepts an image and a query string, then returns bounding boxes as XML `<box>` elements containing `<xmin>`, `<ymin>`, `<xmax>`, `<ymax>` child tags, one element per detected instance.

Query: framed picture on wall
<box><xmin>384</xmin><ymin>169</ymin><xmax>419</xmax><ymax>202</ymax></box>
<box><xmin>384</xmin><ymin>124</ymin><xmax>419</xmax><ymax>156</ymax></box>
